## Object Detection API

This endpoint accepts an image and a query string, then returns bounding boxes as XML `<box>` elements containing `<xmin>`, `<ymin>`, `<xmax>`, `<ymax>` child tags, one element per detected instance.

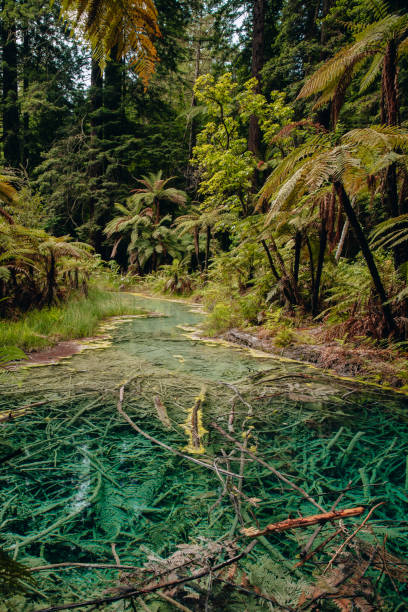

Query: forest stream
<box><xmin>1</xmin><ymin>294</ymin><xmax>408</xmax><ymax>610</ymax></box>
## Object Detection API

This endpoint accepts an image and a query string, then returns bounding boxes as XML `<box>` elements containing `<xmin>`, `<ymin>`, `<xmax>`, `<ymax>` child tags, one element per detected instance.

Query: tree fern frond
<box><xmin>59</xmin><ymin>0</ymin><xmax>160</xmax><ymax>87</ymax></box>
<box><xmin>360</xmin><ymin>52</ymin><xmax>384</xmax><ymax>92</ymax></box>
<box><xmin>298</xmin><ymin>15</ymin><xmax>407</xmax><ymax>101</ymax></box>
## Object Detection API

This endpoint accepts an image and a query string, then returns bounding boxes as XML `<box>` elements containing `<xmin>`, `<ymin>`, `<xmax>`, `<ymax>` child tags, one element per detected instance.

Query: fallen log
<box><xmin>241</xmin><ymin>507</ymin><xmax>365</xmax><ymax>538</ymax></box>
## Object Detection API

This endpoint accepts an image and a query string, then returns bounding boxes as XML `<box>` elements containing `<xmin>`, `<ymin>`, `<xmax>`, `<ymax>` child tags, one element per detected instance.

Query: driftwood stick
<box><xmin>241</xmin><ymin>507</ymin><xmax>365</xmax><ymax>538</ymax></box>
<box><xmin>117</xmin><ymin>388</ymin><xmax>241</xmax><ymax>479</ymax></box>
<box><xmin>212</xmin><ymin>421</ymin><xmax>325</xmax><ymax>511</ymax></box>
<box><xmin>191</xmin><ymin>388</ymin><xmax>205</xmax><ymax>449</ymax></box>
<box><xmin>35</xmin><ymin>541</ymin><xmax>258</xmax><ymax>612</ymax></box>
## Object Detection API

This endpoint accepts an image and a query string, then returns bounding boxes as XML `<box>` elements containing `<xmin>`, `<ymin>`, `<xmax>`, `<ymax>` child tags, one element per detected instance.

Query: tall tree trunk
<box><xmin>88</xmin><ymin>58</ymin><xmax>104</xmax><ymax>248</ymax></box>
<box><xmin>204</xmin><ymin>225</ymin><xmax>211</xmax><ymax>272</ymax></box>
<box><xmin>47</xmin><ymin>251</ymin><xmax>56</xmax><ymax>307</ymax></box>
<box><xmin>381</xmin><ymin>39</ymin><xmax>406</xmax><ymax>268</ymax></box>
<box><xmin>90</xmin><ymin>59</ymin><xmax>103</xmax><ymax>138</ymax></box>
<box><xmin>261</xmin><ymin>239</ymin><xmax>280</xmax><ymax>281</ymax></box>
<box><xmin>194</xmin><ymin>226</ymin><xmax>201</xmax><ymax>270</ymax></box>
<box><xmin>188</xmin><ymin>19</ymin><xmax>202</xmax><ymax>162</ymax></box>
<box><xmin>305</xmin><ymin>234</ymin><xmax>315</xmax><ymax>305</ymax></box>
<box><xmin>248</xmin><ymin>0</ymin><xmax>265</xmax><ymax>157</ymax></box>
<box><xmin>269</xmin><ymin>234</ymin><xmax>300</xmax><ymax>305</ymax></box>
<box><xmin>22</xmin><ymin>27</ymin><xmax>30</xmax><ymax>165</ymax></box>
<box><xmin>1</xmin><ymin>6</ymin><xmax>20</xmax><ymax>167</ymax></box>
<box><xmin>334</xmin><ymin>181</ymin><xmax>396</xmax><ymax>336</ymax></box>
<box><xmin>293</xmin><ymin>231</ymin><xmax>302</xmax><ymax>288</ymax></box>
<box><xmin>382</xmin><ymin>39</ymin><xmax>398</xmax><ymax>126</ymax></box>
<box><xmin>312</xmin><ymin>220</ymin><xmax>327</xmax><ymax>316</ymax></box>
<box><xmin>104</xmin><ymin>48</ymin><xmax>124</xmax><ymax>144</ymax></box>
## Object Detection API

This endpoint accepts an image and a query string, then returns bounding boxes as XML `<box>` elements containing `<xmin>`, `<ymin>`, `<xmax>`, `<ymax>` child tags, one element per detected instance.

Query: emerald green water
<box><xmin>0</xmin><ymin>294</ymin><xmax>407</xmax><ymax>610</ymax></box>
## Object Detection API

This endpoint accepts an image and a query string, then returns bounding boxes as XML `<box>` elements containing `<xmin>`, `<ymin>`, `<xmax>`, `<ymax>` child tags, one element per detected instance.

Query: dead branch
<box><xmin>117</xmin><ymin>387</ymin><xmax>241</xmax><ymax>479</ymax></box>
<box><xmin>325</xmin><ymin>502</ymin><xmax>385</xmax><ymax>572</ymax></box>
<box><xmin>30</xmin><ymin>563</ymin><xmax>141</xmax><ymax>573</ymax></box>
<box><xmin>154</xmin><ymin>396</ymin><xmax>171</xmax><ymax>429</ymax></box>
<box><xmin>295</xmin><ymin>529</ymin><xmax>342</xmax><ymax>568</ymax></box>
<box><xmin>301</xmin><ymin>480</ymin><xmax>352</xmax><ymax>557</ymax></box>
<box><xmin>241</xmin><ymin>507</ymin><xmax>365</xmax><ymax>538</ymax></box>
<box><xmin>34</xmin><ymin>541</ymin><xmax>258</xmax><ymax>612</ymax></box>
<box><xmin>211</xmin><ymin>421</ymin><xmax>325</xmax><ymax>512</ymax></box>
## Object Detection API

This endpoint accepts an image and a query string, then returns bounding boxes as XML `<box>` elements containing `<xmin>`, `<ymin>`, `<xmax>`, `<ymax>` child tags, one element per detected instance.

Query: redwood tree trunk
<box><xmin>381</xmin><ymin>39</ymin><xmax>406</xmax><ymax>268</ymax></box>
<box><xmin>194</xmin><ymin>227</ymin><xmax>201</xmax><ymax>270</ymax></box>
<box><xmin>248</xmin><ymin>0</ymin><xmax>265</xmax><ymax>157</ymax></box>
<box><xmin>1</xmin><ymin>6</ymin><xmax>20</xmax><ymax>167</ymax></box>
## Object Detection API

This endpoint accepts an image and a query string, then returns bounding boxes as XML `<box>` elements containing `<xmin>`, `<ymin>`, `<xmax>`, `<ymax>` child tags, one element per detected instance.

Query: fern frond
<box><xmin>59</xmin><ymin>0</ymin><xmax>161</xmax><ymax>87</ymax></box>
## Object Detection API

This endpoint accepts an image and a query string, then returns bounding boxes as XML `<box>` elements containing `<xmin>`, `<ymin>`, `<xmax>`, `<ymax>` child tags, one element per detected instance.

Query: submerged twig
<box><xmin>212</xmin><ymin>422</ymin><xmax>325</xmax><ymax>511</ymax></box>
<box><xmin>117</xmin><ymin>387</ymin><xmax>242</xmax><ymax>479</ymax></box>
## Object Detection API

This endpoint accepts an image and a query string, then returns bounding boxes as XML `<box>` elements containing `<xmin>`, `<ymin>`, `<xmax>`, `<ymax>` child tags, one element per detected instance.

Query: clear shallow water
<box><xmin>1</xmin><ymin>294</ymin><xmax>408</xmax><ymax>610</ymax></box>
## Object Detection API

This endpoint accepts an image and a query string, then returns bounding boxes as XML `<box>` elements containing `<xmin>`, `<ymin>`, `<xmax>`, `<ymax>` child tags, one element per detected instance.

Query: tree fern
<box><xmin>58</xmin><ymin>0</ymin><xmax>161</xmax><ymax>87</ymax></box>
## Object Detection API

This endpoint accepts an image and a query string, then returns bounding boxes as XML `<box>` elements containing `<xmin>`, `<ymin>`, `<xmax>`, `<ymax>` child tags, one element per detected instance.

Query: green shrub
<box><xmin>205</xmin><ymin>302</ymin><xmax>239</xmax><ymax>336</ymax></box>
<box><xmin>274</xmin><ymin>328</ymin><xmax>294</xmax><ymax>347</ymax></box>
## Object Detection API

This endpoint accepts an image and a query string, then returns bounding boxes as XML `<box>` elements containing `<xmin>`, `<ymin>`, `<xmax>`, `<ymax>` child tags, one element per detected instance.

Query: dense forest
<box><xmin>1</xmin><ymin>1</ymin><xmax>408</xmax><ymax>609</ymax></box>
<box><xmin>1</xmin><ymin>0</ymin><xmax>408</xmax><ymax>351</ymax></box>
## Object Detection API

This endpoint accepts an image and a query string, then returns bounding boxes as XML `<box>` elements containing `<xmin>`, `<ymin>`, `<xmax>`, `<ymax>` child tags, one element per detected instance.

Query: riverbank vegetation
<box><xmin>0</xmin><ymin>288</ymin><xmax>146</xmax><ymax>353</ymax></box>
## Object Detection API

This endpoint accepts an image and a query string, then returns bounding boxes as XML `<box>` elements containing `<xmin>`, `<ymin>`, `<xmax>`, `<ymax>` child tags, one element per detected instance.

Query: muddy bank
<box><xmin>222</xmin><ymin>328</ymin><xmax>408</xmax><ymax>390</ymax></box>
<box><xmin>12</xmin><ymin>313</ymin><xmax>162</xmax><ymax>368</ymax></box>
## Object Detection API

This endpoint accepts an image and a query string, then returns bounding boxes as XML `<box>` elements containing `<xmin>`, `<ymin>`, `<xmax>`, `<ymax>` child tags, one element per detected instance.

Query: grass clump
<box><xmin>0</xmin><ymin>288</ymin><xmax>146</xmax><ymax>353</ymax></box>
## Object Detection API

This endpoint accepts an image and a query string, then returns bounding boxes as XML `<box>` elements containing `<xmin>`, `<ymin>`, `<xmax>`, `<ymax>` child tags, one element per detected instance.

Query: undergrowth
<box><xmin>0</xmin><ymin>288</ymin><xmax>146</xmax><ymax>353</ymax></box>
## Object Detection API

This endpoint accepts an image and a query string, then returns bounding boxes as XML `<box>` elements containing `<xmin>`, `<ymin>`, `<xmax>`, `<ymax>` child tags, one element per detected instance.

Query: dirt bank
<box><xmin>222</xmin><ymin>328</ymin><xmax>408</xmax><ymax>390</ymax></box>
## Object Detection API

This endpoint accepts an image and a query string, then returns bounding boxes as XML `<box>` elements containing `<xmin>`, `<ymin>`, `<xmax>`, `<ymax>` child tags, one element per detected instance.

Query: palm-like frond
<box><xmin>370</xmin><ymin>214</ymin><xmax>408</xmax><ymax>249</ymax></box>
<box><xmin>343</xmin><ymin>125</ymin><xmax>408</xmax><ymax>151</ymax></box>
<box><xmin>0</xmin><ymin>176</ymin><xmax>17</xmax><ymax>205</ymax></box>
<box><xmin>59</xmin><ymin>0</ymin><xmax>160</xmax><ymax>87</ymax></box>
<box><xmin>298</xmin><ymin>14</ymin><xmax>408</xmax><ymax>103</ymax></box>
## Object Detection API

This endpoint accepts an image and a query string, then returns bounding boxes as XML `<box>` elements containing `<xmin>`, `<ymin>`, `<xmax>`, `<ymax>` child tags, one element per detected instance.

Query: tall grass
<box><xmin>0</xmin><ymin>289</ymin><xmax>146</xmax><ymax>353</ymax></box>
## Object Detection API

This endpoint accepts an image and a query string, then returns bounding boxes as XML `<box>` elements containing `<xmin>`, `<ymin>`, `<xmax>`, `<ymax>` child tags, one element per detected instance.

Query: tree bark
<box><xmin>381</xmin><ymin>39</ymin><xmax>406</xmax><ymax>267</ymax></box>
<box><xmin>47</xmin><ymin>251</ymin><xmax>56</xmax><ymax>307</ymax></box>
<box><xmin>248</xmin><ymin>0</ymin><xmax>265</xmax><ymax>157</ymax></box>
<box><xmin>335</xmin><ymin>219</ymin><xmax>350</xmax><ymax>262</ymax></box>
<box><xmin>204</xmin><ymin>225</ymin><xmax>211</xmax><ymax>272</ymax></box>
<box><xmin>261</xmin><ymin>239</ymin><xmax>280</xmax><ymax>281</ymax></box>
<box><xmin>312</xmin><ymin>220</ymin><xmax>327</xmax><ymax>316</ymax></box>
<box><xmin>22</xmin><ymin>27</ymin><xmax>30</xmax><ymax>165</ymax></box>
<box><xmin>293</xmin><ymin>230</ymin><xmax>302</xmax><ymax>288</ymax></box>
<box><xmin>1</xmin><ymin>5</ymin><xmax>20</xmax><ymax>167</ymax></box>
<box><xmin>334</xmin><ymin>181</ymin><xmax>396</xmax><ymax>335</ymax></box>
<box><xmin>193</xmin><ymin>226</ymin><xmax>201</xmax><ymax>270</ymax></box>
